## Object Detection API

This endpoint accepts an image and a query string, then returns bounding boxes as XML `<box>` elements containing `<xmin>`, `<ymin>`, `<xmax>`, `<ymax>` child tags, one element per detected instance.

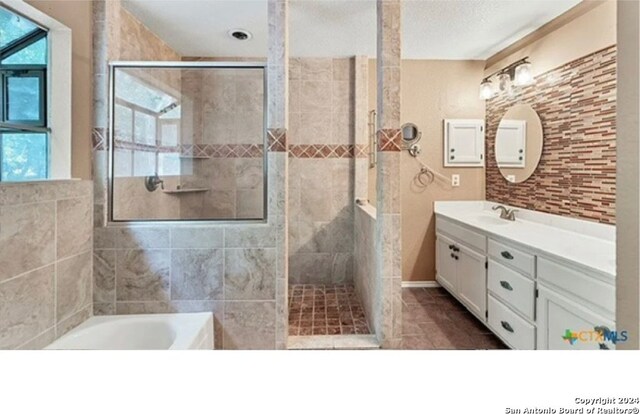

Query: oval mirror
<box><xmin>495</xmin><ymin>104</ymin><xmax>543</xmax><ymax>183</ymax></box>
<box><xmin>401</xmin><ymin>122</ymin><xmax>421</xmax><ymax>148</ymax></box>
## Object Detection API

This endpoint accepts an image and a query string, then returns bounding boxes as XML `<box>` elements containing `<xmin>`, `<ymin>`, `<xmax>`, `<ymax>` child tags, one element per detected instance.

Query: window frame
<box><xmin>0</xmin><ymin>6</ymin><xmax>49</xmax><ymax>182</ymax></box>
<box><xmin>0</xmin><ymin>0</ymin><xmax>72</xmax><ymax>182</ymax></box>
<box><xmin>1</xmin><ymin>67</ymin><xmax>48</xmax><ymax>128</ymax></box>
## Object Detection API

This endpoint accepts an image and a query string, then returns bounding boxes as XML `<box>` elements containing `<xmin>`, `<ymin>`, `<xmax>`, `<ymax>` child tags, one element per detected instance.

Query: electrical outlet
<box><xmin>451</xmin><ymin>174</ymin><xmax>460</xmax><ymax>187</ymax></box>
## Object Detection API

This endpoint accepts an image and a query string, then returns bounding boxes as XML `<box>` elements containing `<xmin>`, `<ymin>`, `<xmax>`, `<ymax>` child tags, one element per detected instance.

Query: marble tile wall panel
<box><xmin>353</xmin><ymin>206</ymin><xmax>377</xmax><ymax>332</ymax></box>
<box><xmin>0</xmin><ymin>180</ymin><xmax>93</xmax><ymax>349</ymax></box>
<box><xmin>94</xmin><ymin>224</ymin><xmax>282</xmax><ymax>349</ymax></box>
<box><xmin>288</xmin><ymin>58</ymin><xmax>357</xmax><ymax>286</ymax></box>
<box><xmin>375</xmin><ymin>0</ymin><xmax>403</xmax><ymax>348</ymax></box>
<box><xmin>354</xmin><ymin>56</ymin><xmax>370</xmax><ymax>200</ymax></box>
<box><xmin>486</xmin><ymin>46</ymin><xmax>616</xmax><ymax>224</ymax></box>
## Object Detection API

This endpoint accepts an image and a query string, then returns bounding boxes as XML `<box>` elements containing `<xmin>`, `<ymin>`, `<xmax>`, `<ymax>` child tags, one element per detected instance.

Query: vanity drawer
<box><xmin>488</xmin><ymin>295</ymin><xmax>536</xmax><ymax>350</ymax></box>
<box><xmin>488</xmin><ymin>260</ymin><xmax>535</xmax><ymax>320</ymax></box>
<box><xmin>488</xmin><ymin>239</ymin><xmax>535</xmax><ymax>277</ymax></box>
<box><xmin>436</xmin><ymin>217</ymin><xmax>486</xmax><ymax>253</ymax></box>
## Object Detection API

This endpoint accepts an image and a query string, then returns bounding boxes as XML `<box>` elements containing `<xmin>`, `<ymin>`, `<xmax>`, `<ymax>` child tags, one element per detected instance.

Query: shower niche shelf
<box><xmin>162</xmin><ymin>188</ymin><xmax>209</xmax><ymax>194</ymax></box>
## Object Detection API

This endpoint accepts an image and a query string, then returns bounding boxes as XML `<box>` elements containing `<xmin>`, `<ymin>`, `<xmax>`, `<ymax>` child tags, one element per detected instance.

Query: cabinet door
<box><xmin>456</xmin><ymin>243</ymin><xmax>487</xmax><ymax>319</ymax></box>
<box><xmin>444</xmin><ymin>119</ymin><xmax>485</xmax><ymax>167</ymax></box>
<box><xmin>537</xmin><ymin>284</ymin><xmax>617</xmax><ymax>350</ymax></box>
<box><xmin>436</xmin><ymin>234</ymin><xmax>457</xmax><ymax>294</ymax></box>
<box><xmin>496</xmin><ymin>120</ymin><xmax>526</xmax><ymax>167</ymax></box>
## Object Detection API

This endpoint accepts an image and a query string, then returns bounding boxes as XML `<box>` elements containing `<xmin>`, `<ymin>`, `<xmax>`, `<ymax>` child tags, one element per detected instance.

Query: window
<box><xmin>113</xmin><ymin>69</ymin><xmax>180</xmax><ymax>179</ymax></box>
<box><xmin>0</xmin><ymin>5</ymin><xmax>48</xmax><ymax>181</ymax></box>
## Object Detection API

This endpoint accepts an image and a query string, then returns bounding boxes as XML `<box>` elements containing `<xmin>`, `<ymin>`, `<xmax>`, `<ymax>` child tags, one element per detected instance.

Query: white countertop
<box><xmin>434</xmin><ymin>201</ymin><xmax>616</xmax><ymax>278</ymax></box>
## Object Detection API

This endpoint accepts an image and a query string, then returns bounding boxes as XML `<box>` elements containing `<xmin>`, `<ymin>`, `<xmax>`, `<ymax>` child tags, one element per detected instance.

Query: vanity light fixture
<box><xmin>479</xmin><ymin>57</ymin><xmax>533</xmax><ymax>100</ymax></box>
<box><xmin>514</xmin><ymin>61</ymin><xmax>533</xmax><ymax>86</ymax></box>
<box><xmin>479</xmin><ymin>78</ymin><xmax>495</xmax><ymax>100</ymax></box>
<box><xmin>498</xmin><ymin>72</ymin><xmax>512</xmax><ymax>93</ymax></box>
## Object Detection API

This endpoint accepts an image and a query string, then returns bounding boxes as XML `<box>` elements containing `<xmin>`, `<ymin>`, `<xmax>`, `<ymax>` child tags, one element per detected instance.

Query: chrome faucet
<box><xmin>492</xmin><ymin>205</ymin><xmax>518</xmax><ymax>221</ymax></box>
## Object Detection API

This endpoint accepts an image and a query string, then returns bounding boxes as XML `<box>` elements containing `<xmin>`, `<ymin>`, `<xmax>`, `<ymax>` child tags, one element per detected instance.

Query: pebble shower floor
<box><xmin>288</xmin><ymin>284</ymin><xmax>371</xmax><ymax>336</ymax></box>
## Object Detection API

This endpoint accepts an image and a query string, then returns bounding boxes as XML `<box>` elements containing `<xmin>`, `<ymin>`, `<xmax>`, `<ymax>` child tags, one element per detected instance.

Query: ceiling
<box><xmin>123</xmin><ymin>0</ymin><xmax>582</xmax><ymax>60</ymax></box>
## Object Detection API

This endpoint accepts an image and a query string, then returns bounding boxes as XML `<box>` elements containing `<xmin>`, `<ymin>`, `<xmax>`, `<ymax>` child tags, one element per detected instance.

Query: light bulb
<box><xmin>479</xmin><ymin>79</ymin><xmax>494</xmax><ymax>100</ymax></box>
<box><xmin>497</xmin><ymin>72</ymin><xmax>512</xmax><ymax>96</ymax></box>
<box><xmin>514</xmin><ymin>62</ymin><xmax>533</xmax><ymax>86</ymax></box>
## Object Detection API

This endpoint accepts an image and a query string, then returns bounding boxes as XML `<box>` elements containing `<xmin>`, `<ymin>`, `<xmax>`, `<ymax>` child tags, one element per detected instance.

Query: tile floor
<box><xmin>288</xmin><ymin>284</ymin><xmax>371</xmax><ymax>336</ymax></box>
<box><xmin>401</xmin><ymin>287</ymin><xmax>508</xmax><ymax>350</ymax></box>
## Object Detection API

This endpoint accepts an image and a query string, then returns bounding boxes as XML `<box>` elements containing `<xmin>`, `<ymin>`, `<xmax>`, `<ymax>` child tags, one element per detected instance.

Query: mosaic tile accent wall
<box><xmin>486</xmin><ymin>45</ymin><xmax>616</xmax><ymax>224</ymax></box>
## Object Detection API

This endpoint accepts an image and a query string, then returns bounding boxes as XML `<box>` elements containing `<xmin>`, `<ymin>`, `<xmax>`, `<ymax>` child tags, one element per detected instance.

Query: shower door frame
<box><xmin>107</xmin><ymin>61</ymin><xmax>269</xmax><ymax>224</ymax></box>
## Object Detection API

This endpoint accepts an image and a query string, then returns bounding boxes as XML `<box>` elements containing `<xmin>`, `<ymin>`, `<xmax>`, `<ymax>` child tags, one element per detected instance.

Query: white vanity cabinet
<box><xmin>486</xmin><ymin>239</ymin><xmax>537</xmax><ymax>350</ymax></box>
<box><xmin>536</xmin><ymin>257</ymin><xmax>617</xmax><ymax>350</ymax></box>
<box><xmin>434</xmin><ymin>202</ymin><xmax>616</xmax><ymax>351</ymax></box>
<box><xmin>537</xmin><ymin>284</ymin><xmax>616</xmax><ymax>350</ymax></box>
<box><xmin>456</xmin><ymin>245</ymin><xmax>487</xmax><ymax>318</ymax></box>
<box><xmin>436</xmin><ymin>218</ymin><xmax>487</xmax><ymax>321</ymax></box>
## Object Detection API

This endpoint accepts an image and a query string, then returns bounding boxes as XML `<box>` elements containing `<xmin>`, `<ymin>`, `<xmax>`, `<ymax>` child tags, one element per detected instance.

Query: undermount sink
<box><xmin>473</xmin><ymin>215</ymin><xmax>512</xmax><ymax>226</ymax></box>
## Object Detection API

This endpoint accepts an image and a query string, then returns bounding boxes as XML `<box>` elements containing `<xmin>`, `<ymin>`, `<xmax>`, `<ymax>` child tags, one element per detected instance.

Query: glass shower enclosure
<box><xmin>109</xmin><ymin>62</ymin><xmax>267</xmax><ymax>222</ymax></box>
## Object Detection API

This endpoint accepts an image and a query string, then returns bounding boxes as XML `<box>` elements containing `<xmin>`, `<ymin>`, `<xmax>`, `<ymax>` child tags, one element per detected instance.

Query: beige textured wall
<box><xmin>484</xmin><ymin>1</ymin><xmax>616</xmax><ymax>77</ymax></box>
<box><xmin>26</xmin><ymin>0</ymin><xmax>92</xmax><ymax>180</ymax></box>
<box><xmin>616</xmin><ymin>0</ymin><xmax>639</xmax><ymax>349</ymax></box>
<box><xmin>368</xmin><ymin>59</ymin><xmax>486</xmax><ymax>282</ymax></box>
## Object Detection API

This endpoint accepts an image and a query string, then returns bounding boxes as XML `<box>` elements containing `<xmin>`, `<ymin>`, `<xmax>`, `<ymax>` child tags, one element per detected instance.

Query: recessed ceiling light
<box><xmin>228</xmin><ymin>29</ymin><xmax>252</xmax><ymax>41</ymax></box>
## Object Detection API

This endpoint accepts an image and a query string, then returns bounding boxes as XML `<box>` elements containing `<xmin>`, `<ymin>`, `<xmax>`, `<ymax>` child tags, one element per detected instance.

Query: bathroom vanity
<box><xmin>434</xmin><ymin>201</ymin><xmax>616</xmax><ymax>350</ymax></box>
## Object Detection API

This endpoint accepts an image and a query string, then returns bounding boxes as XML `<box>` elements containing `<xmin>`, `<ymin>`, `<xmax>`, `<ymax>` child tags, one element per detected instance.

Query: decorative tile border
<box><xmin>111</xmin><ymin>141</ymin><xmax>265</xmax><ymax>158</ymax></box>
<box><xmin>377</xmin><ymin>129</ymin><xmax>402</xmax><ymax>152</ymax></box>
<box><xmin>486</xmin><ymin>45</ymin><xmax>616</xmax><ymax>224</ymax></box>
<box><xmin>289</xmin><ymin>144</ymin><xmax>369</xmax><ymax>159</ymax></box>
<box><xmin>181</xmin><ymin>144</ymin><xmax>264</xmax><ymax>158</ymax></box>
<box><xmin>268</xmin><ymin>128</ymin><xmax>288</xmax><ymax>152</ymax></box>
<box><xmin>92</xmin><ymin>127</ymin><xmax>108</xmax><ymax>151</ymax></box>
<box><xmin>114</xmin><ymin>139</ymin><xmax>178</xmax><ymax>154</ymax></box>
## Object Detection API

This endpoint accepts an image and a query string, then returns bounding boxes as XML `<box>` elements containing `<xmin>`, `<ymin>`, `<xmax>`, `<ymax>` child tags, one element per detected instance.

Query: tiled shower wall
<box><xmin>354</xmin><ymin>204</ymin><xmax>377</xmax><ymax>334</ymax></box>
<box><xmin>111</xmin><ymin>66</ymin><xmax>265</xmax><ymax>221</ymax></box>
<box><xmin>288</xmin><ymin>57</ymin><xmax>361</xmax><ymax>285</ymax></box>
<box><xmin>179</xmin><ymin>67</ymin><xmax>265</xmax><ymax>219</ymax></box>
<box><xmin>0</xmin><ymin>181</ymin><xmax>93</xmax><ymax>349</ymax></box>
<box><xmin>92</xmin><ymin>0</ymin><xmax>288</xmax><ymax>349</ymax></box>
<box><xmin>486</xmin><ymin>45</ymin><xmax>616</xmax><ymax>224</ymax></box>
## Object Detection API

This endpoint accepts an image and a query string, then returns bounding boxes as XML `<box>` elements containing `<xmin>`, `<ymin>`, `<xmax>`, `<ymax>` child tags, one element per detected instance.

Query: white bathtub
<box><xmin>46</xmin><ymin>313</ymin><xmax>214</xmax><ymax>350</ymax></box>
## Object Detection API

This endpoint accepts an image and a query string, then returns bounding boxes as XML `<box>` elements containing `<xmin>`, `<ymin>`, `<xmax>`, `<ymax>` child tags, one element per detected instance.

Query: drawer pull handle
<box><xmin>499</xmin><ymin>281</ymin><xmax>513</xmax><ymax>291</ymax></box>
<box><xmin>501</xmin><ymin>251</ymin><xmax>514</xmax><ymax>260</ymax></box>
<box><xmin>500</xmin><ymin>321</ymin><xmax>514</xmax><ymax>333</ymax></box>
